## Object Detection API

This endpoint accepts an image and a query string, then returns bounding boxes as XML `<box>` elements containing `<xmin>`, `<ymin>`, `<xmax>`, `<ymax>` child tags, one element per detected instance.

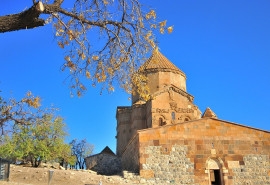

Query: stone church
<box><xmin>115</xmin><ymin>49</ymin><xmax>270</xmax><ymax>184</ymax></box>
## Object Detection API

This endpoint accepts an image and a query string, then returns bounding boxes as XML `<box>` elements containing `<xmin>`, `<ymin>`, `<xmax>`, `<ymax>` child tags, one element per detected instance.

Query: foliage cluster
<box><xmin>0</xmin><ymin>115</ymin><xmax>73</xmax><ymax>167</ymax></box>
<box><xmin>0</xmin><ymin>0</ymin><xmax>172</xmax><ymax>99</ymax></box>
<box><xmin>0</xmin><ymin>92</ymin><xmax>85</xmax><ymax>168</ymax></box>
<box><xmin>49</xmin><ymin>0</ymin><xmax>173</xmax><ymax>98</ymax></box>
<box><xmin>0</xmin><ymin>91</ymin><xmax>42</xmax><ymax>132</ymax></box>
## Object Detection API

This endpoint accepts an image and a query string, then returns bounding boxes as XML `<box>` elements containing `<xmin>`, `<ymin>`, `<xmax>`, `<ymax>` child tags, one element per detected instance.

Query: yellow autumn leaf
<box><xmin>77</xmin><ymin>91</ymin><xmax>81</xmax><ymax>97</ymax></box>
<box><xmin>159</xmin><ymin>20</ymin><xmax>167</xmax><ymax>27</ymax></box>
<box><xmin>146</xmin><ymin>10</ymin><xmax>156</xmax><ymax>20</ymax></box>
<box><xmin>149</xmin><ymin>40</ymin><xmax>156</xmax><ymax>48</ymax></box>
<box><xmin>67</xmin><ymin>61</ymin><xmax>76</xmax><ymax>71</ymax></box>
<box><xmin>109</xmin><ymin>86</ymin><xmax>114</xmax><ymax>91</ymax></box>
<box><xmin>64</xmin><ymin>40</ymin><xmax>69</xmax><ymax>45</ymax></box>
<box><xmin>69</xmin><ymin>35</ymin><xmax>74</xmax><ymax>41</ymax></box>
<box><xmin>100</xmin><ymin>70</ymin><xmax>107</xmax><ymax>82</ymax></box>
<box><xmin>80</xmin><ymin>84</ymin><xmax>86</xmax><ymax>90</ymax></box>
<box><xmin>80</xmin><ymin>53</ymin><xmax>86</xmax><ymax>60</ymax></box>
<box><xmin>67</xmin><ymin>30</ymin><xmax>73</xmax><ymax>35</ymax></box>
<box><xmin>107</xmin><ymin>67</ymin><xmax>114</xmax><ymax>76</ymax></box>
<box><xmin>26</xmin><ymin>91</ymin><xmax>32</xmax><ymax>97</ymax></box>
<box><xmin>32</xmin><ymin>97</ymin><xmax>41</xmax><ymax>108</ymax></box>
<box><xmin>92</xmin><ymin>55</ymin><xmax>99</xmax><ymax>60</ymax></box>
<box><xmin>58</xmin><ymin>42</ymin><xmax>64</xmax><ymax>49</ymax></box>
<box><xmin>144</xmin><ymin>31</ymin><xmax>152</xmax><ymax>40</ymax></box>
<box><xmin>79</xmin><ymin>14</ymin><xmax>84</xmax><ymax>20</ymax></box>
<box><xmin>167</xmin><ymin>26</ymin><xmax>173</xmax><ymax>34</ymax></box>
<box><xmin>150</xmin><ymin>24</ymin><xmax>157</xmax><ymax>29</ymax></box>
<box><xmin>24</xmin><ymin>95</ymin><xmax>41</xmax><ymax>108</ymax></box>
<box><xmin>67</xmin><ymin>30</ymin><xmax>74</xmax><ymax>40</ymax></box>
<box><xmin>86</xmin><ymin>71</ymin><xmax>91</xmax><ymax>78</ymax></box>
<box><xmin>159</xmin><ymin>27</ymin><xmax>165</xmax><ymax>34</ymax></box>
<box><xmin>64</xmin><ymin>56</ymin><xmax>71</xmax><ymax>61</ymax></box>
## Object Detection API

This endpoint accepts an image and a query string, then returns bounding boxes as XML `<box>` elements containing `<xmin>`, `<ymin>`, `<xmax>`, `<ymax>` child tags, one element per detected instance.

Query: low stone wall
<box><xmin>85</xmin><ymin>153</ymin><xmax>121</xmax><ymax>175</ymax></box>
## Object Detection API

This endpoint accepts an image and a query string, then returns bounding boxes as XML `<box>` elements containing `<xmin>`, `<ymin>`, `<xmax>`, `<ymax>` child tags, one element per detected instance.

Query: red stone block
<box><xmin>140</xmin><ymin>169</ymin><xmax>154</xmax><ymax>179</ymax></box>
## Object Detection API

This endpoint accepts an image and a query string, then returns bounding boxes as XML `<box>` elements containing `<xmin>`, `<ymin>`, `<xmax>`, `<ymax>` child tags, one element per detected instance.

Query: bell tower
<box><xmin>116</xmin><ymin>48</ymin><xmax>201</xmax><ymax>156</ymax></box>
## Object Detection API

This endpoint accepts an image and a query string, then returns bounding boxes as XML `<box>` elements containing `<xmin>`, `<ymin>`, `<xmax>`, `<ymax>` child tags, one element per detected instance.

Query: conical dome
<box><xmin>139</xmin><ymin>48</ymin><xmax>186</xmax><ymax>78</ymax></box>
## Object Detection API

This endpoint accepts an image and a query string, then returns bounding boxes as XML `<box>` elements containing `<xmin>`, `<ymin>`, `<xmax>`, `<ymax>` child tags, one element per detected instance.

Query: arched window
<box><xmin>159</xmin><ymin>118</ymin><xmax>163</xmax><ymax>126</ymax></box>
<box><xmin>159</xmin><ymin>117</ymin><xmax>166</xmax><ymax>126</ymax></box>
<box><xmin>184</xmin><ymin>117</ymin><xmax>190</xmax><ymax>122</ymax></box>
<box><xmin>171</xmin><ymin>112</ymin><xmax>175</xmax><ymax>120</ymax></box>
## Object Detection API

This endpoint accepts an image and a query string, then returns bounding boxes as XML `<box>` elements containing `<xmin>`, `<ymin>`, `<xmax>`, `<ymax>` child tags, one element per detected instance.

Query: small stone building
<box><xmin>85</xmin><ymin>146</ymin><xmax>121</xmax><ymax>175</ymax></box>
<box><xmin>116</xmin><ymin>49</ymin><xmax>270</xmax><ymax>184</ymax></box>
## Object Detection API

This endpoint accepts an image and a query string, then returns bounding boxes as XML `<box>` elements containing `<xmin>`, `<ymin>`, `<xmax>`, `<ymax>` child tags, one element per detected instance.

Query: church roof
<box><xmin>85</xmin><ymin>146</ymin><xmax>115</xmax><ymax>159</ymax></box>
<box><xmin>100</xmin><ymin>146</ymin><xmax>115</xmax><ymax>155</ymax></box>
<box><xmin>202</xmin><ymin>107</ymin><xmax>217</xmax><ymax>118</ymax></box>
<box><xmin>139</xmin><ymin>48</ymin><xmax>186</xmax><ymax>77</ymax></box>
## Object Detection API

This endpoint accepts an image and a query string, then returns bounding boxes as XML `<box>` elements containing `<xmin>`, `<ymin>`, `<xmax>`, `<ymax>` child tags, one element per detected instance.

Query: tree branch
<box><xmin>0</xmin><ymin>2</ymin><xmax>45</xmax><ymax>33</ymax></box>
<box><xmin>46</xmin><ymin>6</ymin><xmax>131</xmax><ymax>33</ymax></box>
<box><xmin>53</xmin><ymin>0</ymin><xmax>64</xmax><ymax>6</ymax></box>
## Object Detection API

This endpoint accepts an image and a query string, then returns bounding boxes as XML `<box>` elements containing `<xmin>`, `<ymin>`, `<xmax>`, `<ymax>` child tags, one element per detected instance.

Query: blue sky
<box><xmin>1</xmin><ymin>0</ymin><xmax>270</xmax><ymax>154</ymax></box>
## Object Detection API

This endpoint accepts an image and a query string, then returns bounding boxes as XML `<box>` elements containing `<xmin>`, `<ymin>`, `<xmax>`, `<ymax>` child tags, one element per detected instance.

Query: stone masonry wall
<box><xmin>231</xmin><ymin>154</ymin><xmax>269</xmax><ymax>184</ymax></box>
<box><xmin>116</xmin><ymin>107</ymin><xmax>132</xmax><ymax>156</ymax></box>
<box><xmin>121</xmin><ymin>134</ymin><xmax>139</xmax><ymax>173</ymax></box>
<box><xmin>85</xmin><ymin>153</ymin><xmax>121</xmax><ymax>175</ymax></box>
<box><xmin>142</xmin><ymin>145</ymin><xmax>197</xmax><ymax>184</ymax></box>
<box><xmin>137</xmin><ymin>118</ymin><xmax>270</xmax><ymax>185</ymax></box>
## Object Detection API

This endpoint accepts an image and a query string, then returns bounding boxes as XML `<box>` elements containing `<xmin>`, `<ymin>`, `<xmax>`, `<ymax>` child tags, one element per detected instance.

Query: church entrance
<box><xmin>206</xmin><ymin>158</ymin><xmax>224</xmax><ymax>185</ymax></box>
<box><xmin>210</xmin><ymin>169</ymin><xmax>221</xmax><ymax>185</ymax></box>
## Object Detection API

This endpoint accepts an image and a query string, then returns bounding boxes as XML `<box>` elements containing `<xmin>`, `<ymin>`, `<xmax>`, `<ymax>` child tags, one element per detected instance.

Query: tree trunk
<box><xmin>30</xmin><ymin>156</ymin><xmax>34</xmax><ymax>167</ymax></box>
<box><xmin>33</xmin><ymin>158</ymin><xmax>41</xmax><ymax>168</ymax></box>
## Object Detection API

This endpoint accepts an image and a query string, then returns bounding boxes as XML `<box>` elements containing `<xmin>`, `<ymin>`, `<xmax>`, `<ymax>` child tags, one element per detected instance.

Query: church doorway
<box><xmin>210</xmin><ymin>169</ymin><xmax>221</xmax><ymax>185</ymax></box>
<box><xmin>206</xmin><ymin>158</ymin><xmax>224</xmax><ymax>185</ymax></box>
